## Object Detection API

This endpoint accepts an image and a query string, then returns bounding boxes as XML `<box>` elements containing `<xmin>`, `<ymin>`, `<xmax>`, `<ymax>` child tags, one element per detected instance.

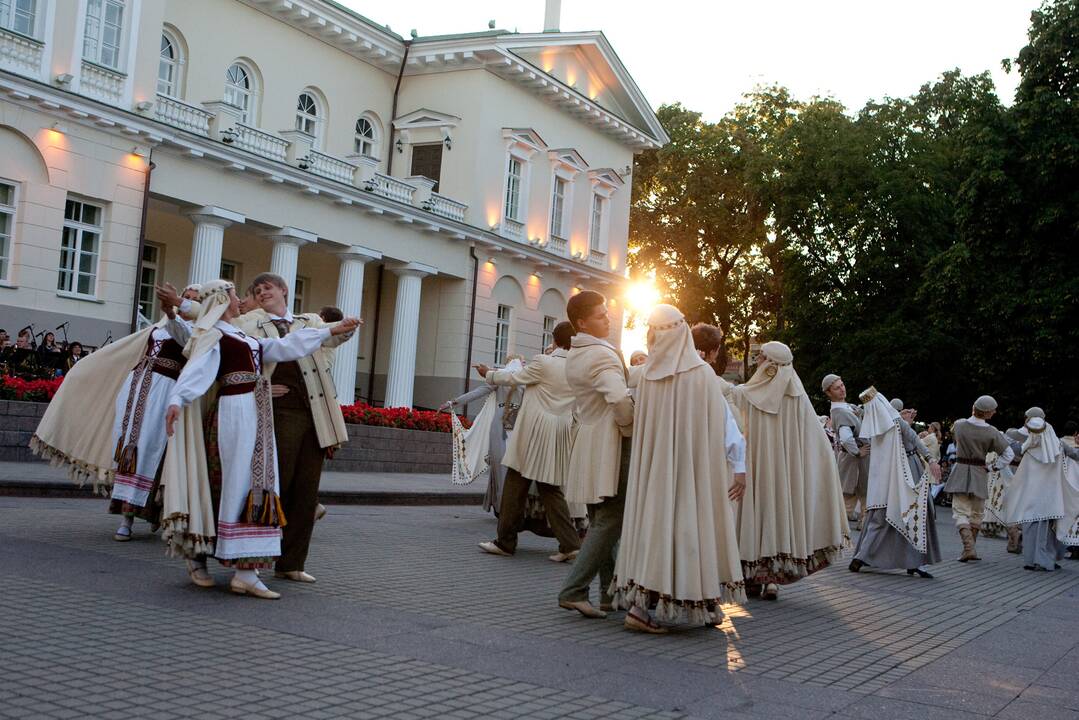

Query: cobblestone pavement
<box><xmin>1</xmin><ymin>497</ymin><xmax>1078</xmax><ymax>719</ymax></box>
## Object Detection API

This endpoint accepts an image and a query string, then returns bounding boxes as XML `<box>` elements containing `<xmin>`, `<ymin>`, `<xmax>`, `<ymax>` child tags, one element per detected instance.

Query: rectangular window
<box><xmin>58</xmin><ymin>198</ymin><xmax>102</xmax><ymax>297</ymax></box>
<box><xmin>83</xmin><ymin>0</ymin><xmax>125</xmax><ymax>69</ymax></box>
<box><xmin>0</xmin><ymin>0</ymin><xmax>36</xmax><ymax>36</ymax></box>
<box><xmin>220</xmin><ymin>259</ymin><xmax>239</xmax><ymax>285</ymax></box>
<box><xmin>137</xmin><ymin>243</ymin><xmax>161</xmax><ymax>321</ymax></box>
<box><xmin>542</xmin><ymin>315</ymin><xmax>556</xmax><ymax>351</ymax></box>
<box><xmin>550</xmin><ymin>178</ymin><xmax>566</xmax><ymax>239</ymax></box>
<box><xmin>494</xmin><ymin>304</ymin><xmax>512</xmax><ymax>366</ymax></box>
<box><xmin>409</xmin><ymin>143</ymin><xmax>443</xmax><ymax>193</ymax></box>
<box><xmin>0</xmin><ymin>180</ymin><xmax>14</xmax><ymax>281</ymax></box>
<box><xmin>292</xmin><ymin>276</ymin><xmax>307</xmax><ymax>315</ymax></box>
<box><xmin>589</xmin><ymin>195</ymin><xmax>605</xmax><ymax>251</ymax></box>
<box><xmin>504</xmin><ymin>157</ymin><xmax>522</xmax><ymax>221</ymax></box>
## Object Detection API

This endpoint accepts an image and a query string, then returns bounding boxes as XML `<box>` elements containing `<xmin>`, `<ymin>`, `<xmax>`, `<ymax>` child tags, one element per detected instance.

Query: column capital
<box><xmin>184</xmin><ymin>206</ymin><xmax>245</xmax><ymax>227</ymax></box>
<box><xmin>260</xmin><ymin>226</ymin><xmax>317</xmax><ymax>246</ymax></box>
<box><xmin>336</xmin><ymin>245</ymin><xmax>382</xmax><ymax>263</ymax></box>
<box><xmin>391</xmin><ymin>262</ymin><xmax>437</xmax><ymax>279</ymax></box>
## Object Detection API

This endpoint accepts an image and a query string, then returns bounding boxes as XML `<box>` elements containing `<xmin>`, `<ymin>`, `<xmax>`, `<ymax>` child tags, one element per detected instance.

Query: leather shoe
<box><xmin>624</xmin><ymin>611</ymin><xmax>668</xmax><ymax>634</ymax></box>
<box><xmin>113</xmin><ymin>526</ymin><xmax>132</xmax><ymax>542</ymax></box>
<box><xmin>559</xmin><ymin>599</ymin><xmax>606</xmax><ymax>619</ymax></box>
<box><xmin>188</xmin><ymin>566</ymin><xmax>214</xmax><ymax>588</ymax></box>
<box><xmin>229</xmin><ymin>577</ymin><xmax>281</xmax><ymax>599</ymax></box>
<box><xmin>548</xmin><ymin>550</ymin><xmax>579</xmax><ymax>563</ymax></box>
<box><xmin>478</xmin><ymin>541</ymin><xmax>511</xmax><ymax>557</ymax></box>
<box><xmin>848</xmin><ymin>559</ymin><xmax>865</xmax><ymax>573</ymax></box>
<box><xmin>274</xmin><ymin>570</ymin><xmax>316</xmax><ymax>583</ymax></box>
<box><xmin>314</xmin><ymin>503</ymin><xmax>327</xmax><ymax>521</ymax></box>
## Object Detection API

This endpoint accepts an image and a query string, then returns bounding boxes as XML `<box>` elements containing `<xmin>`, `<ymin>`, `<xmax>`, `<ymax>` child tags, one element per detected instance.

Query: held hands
<box><xmin>438</xmin><ymin>400</ymin><xmax>454</xmax><ymax>413</ymax></box>
<box><xmin>156</xmin><ymin>282</ymin><xmax>182</xmax><ymax>318</ymax></box>
<box><xmin>858</xmin><ymin>445</ymin><xmax>871</xmax><ymax>458</ymax></box>
<box><xmin>271</xmin><ymin>384</ymin><xmax>290</xmax><ymax>398</ymax></box>
<box><xmin>473</xmin><ymin>363</ymin><xmax>490</xmax><ymax>378</ymax></box>
<box><xmin>330</xmin><ymin>317</ymin><xmax>362</xmax><ymax>336</ymax></box>
<box><xmin>729</xmin><ymin>473</ymin><xmax>746</xmax><ymax>501</ymax></box>
<box><xmin>165</xmin><ymin>404</ymin><xmax>180</xmax><ymax>437</ymax></box>
<box><xmin>928</xmin><ymin>461</ymin><xmax>942</xmax><ymax>482</ymax></box>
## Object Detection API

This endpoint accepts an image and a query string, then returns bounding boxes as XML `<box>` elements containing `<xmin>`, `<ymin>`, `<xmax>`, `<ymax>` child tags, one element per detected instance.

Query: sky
<box><xmin>340</xmin><ymin>0</ymin><xmax>1038</xmax><ymax>118</ymax></box>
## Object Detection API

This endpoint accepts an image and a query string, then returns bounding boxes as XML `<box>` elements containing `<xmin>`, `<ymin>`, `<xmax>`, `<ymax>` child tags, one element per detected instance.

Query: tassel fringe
<box><xmin>608</xmin><ymin>578</ymin><xmax>747</xmax><ymax>626</ymax></box>
<box><xmin>29</xmin><ymin>435</ymin><xmax>113</xmax><ymax>497</ymax></box>
<box><xmin>741</xmin><ymin>543</ymin><xmax>848</xmax><ymax>585</ymax></box>
<box><xmin>243</xmin><ymin>489</ymin><xmax>287</xmax><ymax>528</ymax></box>
<box><xmin>159</xmin><ymin>513</ymin><xmax>215</xmax><ymax>559</ymax></box>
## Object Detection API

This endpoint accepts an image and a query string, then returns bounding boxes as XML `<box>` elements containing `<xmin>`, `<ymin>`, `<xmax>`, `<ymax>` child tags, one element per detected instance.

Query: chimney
<box><xmin>543</xmin><ymin>0</ymin><xmax>561</xmax><ymax>32</ymax></box>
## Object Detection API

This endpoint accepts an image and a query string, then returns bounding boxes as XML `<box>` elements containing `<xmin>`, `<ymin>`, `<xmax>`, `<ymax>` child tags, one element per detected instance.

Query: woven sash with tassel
<box><xmin>243</xmin><ymin>376</ymin><xmax>287</xmax><ymax>528</ymax></box>
<box><xmin>113</xmin><ymin>342</ymin><xmax>158</xmax><ymax>476</ymax></box>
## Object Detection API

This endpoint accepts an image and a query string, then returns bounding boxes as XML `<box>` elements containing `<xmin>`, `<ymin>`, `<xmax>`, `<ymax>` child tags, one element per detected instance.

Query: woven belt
<box><xmin>221</xmin><ymin>371</ymin><xmax>259</xmax><ymax>386</ymax></box>
<box><xmin>955</xmin><ymin>457</ymin><xmax>985</xmax><ymax>466</ymax></box>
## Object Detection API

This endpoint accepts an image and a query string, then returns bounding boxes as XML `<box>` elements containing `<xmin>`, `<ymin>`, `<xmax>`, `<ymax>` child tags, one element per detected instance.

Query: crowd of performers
<box><xmin>31</xmin><ymin>275</ymin><xmax>359</xmax><ymax>599</ymax></box>
<box><xmin>28</xmin><ymin>280</ymin><xmax>1079</xmax><ymax>627</ymax></box>
<box><xmin>449</xmin><ymin>291</ymin><xmax>1079</xmax><ymax>633</ymax></box>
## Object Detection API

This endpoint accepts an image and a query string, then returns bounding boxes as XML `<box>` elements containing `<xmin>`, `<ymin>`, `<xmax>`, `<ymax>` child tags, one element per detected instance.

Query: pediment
<box><xmin>393</xmin><ymin>108</ymin><xmax>461</xmax><ymax>129</ymax></box>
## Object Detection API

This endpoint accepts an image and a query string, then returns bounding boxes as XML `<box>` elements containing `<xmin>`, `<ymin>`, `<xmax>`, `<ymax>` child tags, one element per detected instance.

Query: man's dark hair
<box><xmin>1064</xmin><ymin>420</ymin><xmax>1079</xmax><ymax>435</ymax></box>
<box><xmin>319</xmin><ymin>305</ymin><xmax>344</xmax><ymax>322</ymax></box>
<box><xmin>691</xmin><ymin>323</ymin><xmax>723</xmax><ymax>355</ymax></box>
<box><xmin>248</xmin><ymin>272</ymin><xmax>288</xmax><ymax>298</ymax></box>
<box><xmin>566</xmin><ymin>290</ymin><xmax>605</xmax><ymax>332</ymax></box>
<box><xmin>552</xmin><ymin>320</ymin><xmax>576</xmax><ymax>350</ymax></box>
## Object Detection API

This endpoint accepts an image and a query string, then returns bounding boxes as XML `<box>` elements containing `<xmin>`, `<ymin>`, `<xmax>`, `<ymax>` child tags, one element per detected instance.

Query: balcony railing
<box><xmin>588</xmin><ymin>248</ymin><xmax>606</xmax><ymax>268</ymax></box>
<box><xmin>423</xmin><ymin>192</ymin><xmax>468</xmax><ymax>223</ymax></box>
<box><xmin>547</xmin><ymin>235</ymin><xmax>568</xmax><ymax>256</ymax></box>
<box><xmin>80</xmin><ymin>60</ymin><xmax>125</xmax><ymax>105</ymax></box>
<box><xmin>501</xmin><ymin>218</ymin><xmax>524</xmax><ymax>241</ymax></box>
<box><xmin>364</xmin><ymin>173</ymin><xmax>415</xmax><ymax>204</ymax></box>
<box><xmin>0</xmin><ymin>27</ymin><xmax>42</xmax><ymax>78</ymax></box>
<box><xmin>307</xmin><ymin>150</ymin><xmax>356</xmax><ymax>184</ymax></box>
<box><xmin>154</xmin><ymin>94</ymin><xmax>212</xmax><ymax>136</ymax></box>
<box><xmin>231</xmin><ymin>123</ymin><xmax>289</xmax><ymax>162</ymax></box>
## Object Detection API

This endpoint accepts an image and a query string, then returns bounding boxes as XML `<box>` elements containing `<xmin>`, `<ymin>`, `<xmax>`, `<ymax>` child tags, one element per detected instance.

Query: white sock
<box><xmin>120</xmin><ymin>515</ymin><xmax>134</xmax><ymax>530</ymax></box>
<box><xmin>233</xmin><ymin>569</ymin><xmax>263</xmax><ymax>588</ymax></box>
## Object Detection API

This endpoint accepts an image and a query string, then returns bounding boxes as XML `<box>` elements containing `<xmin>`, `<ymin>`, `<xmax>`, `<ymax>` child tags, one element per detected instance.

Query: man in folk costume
<box><xmin>728</xmin><ymin>341</ymin><xmax>849</xmax><ymax>601</ymax></box>
<box><xmin>941</xmin><ymin>395</ymin><xmax>1014</xmax><ymax>562</ymax></box>
<box><xmin>30</xmin><ymin>284</ymin><xmax>200</xmax><ymax>516</ymax></box>
<box><xmin>162</xmin><ymin>281</ymin><xmax>359</xmax><ymax>598</ymax></box>
<box><xmin>1003</xmin><ymin>416</ymin><xmax>1079</xmax><ymax>571</ymax></box>
<box><xmin>474</xmin><ymin>321</ymin><xmax>581</xmax><ymax>562</ymax></box>
<box><xmin>609</xmin><ymin>305</ymin><xmax>745</xmax><ymax>633</ymax></box>
<box><xmin>237</xmin><ymin>273</ymin><xmax>355</xmax><ymax>585</ymax></box>
<box><xmin>107</xmin><ymin>284</ymin><xmax>202</xmax><ymax>542</ymax></box>
<box><xmin>558</xmin><ymin>291</ymin><xmax>634</xmax><ymax>620</ymax></box>
<box><xmin>823</xmin><ymin>374</ymin><xmax>870</xmax><ymax>528</ymax></box>
<box><xmin>849</xmin><ymin>388</ymin><xmax>941</xmax><ymax>578</ymax></box>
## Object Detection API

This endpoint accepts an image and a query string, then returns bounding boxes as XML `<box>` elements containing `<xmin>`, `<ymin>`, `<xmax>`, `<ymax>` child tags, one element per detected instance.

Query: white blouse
<box><xmin>168</xmin><ymin>321</ymin><xmax>329</xmax><ymax>408</ymax></box>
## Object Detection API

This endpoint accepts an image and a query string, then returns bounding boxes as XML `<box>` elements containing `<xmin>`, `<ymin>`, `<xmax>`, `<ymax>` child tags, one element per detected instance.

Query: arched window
<box><xmin>157</xmin><ymin>29</ymin><xmax>183</xmax><ymax>97</ymax></box>
<box><xmin>295</xmin><ymin>91</ymin><xmax>320</xmax><ymax>138</ymax></box>
<box><xmin>354</xmin><ymin>116</ymin><xmax>376</xmax><ymax>156</ymax></box>
<box><xmin>224</xmin><ymin>62</ymin><xmax>256</xmax><ymax>124</ymax></box>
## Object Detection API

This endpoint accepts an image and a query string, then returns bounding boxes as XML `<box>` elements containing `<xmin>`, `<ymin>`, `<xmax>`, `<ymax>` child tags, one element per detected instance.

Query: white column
<box><xmin>384</xmin><ymin>262</ymin><xmax>436</xmax><ymax>408</ymax></box>
<box><xmin>184</xmin><ymin>206</ymin><xmax>244</xmax><ymax>286</ymax></box>
<box><xmin>261</xmin><ymin>226</ymin><xmax>317</xmax><ymax>295</ymax></box>
<box><xmin>331</xmin><ymin>245</ymin><xmax>382</xmax><ymax>404</ymax></box>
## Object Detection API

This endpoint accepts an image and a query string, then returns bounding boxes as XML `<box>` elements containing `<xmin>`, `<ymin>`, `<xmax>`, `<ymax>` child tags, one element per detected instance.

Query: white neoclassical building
<box><xmin>0</xmin><ymin>0</ymin><xmax>666</xmax><ymax>409</ymax></box>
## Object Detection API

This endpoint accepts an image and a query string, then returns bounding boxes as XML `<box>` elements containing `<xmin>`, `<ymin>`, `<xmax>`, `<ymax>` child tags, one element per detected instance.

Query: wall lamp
<box><xmin>395</xmin><ymin>138</ymin><xmax>404</xmax><ymax>153</ymax></box>
<box><xmin>443</xmin><ymin>135</ymin><xmax>452</xmax><ymax>151</ymax></box>
<box><xmin>55</xmin><ymin>73</ymin><xmax>73</xmax><ymax>86</ymax></box>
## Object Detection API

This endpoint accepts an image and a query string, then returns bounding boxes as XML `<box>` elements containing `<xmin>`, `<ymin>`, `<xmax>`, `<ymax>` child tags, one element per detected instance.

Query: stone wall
<box><xmin>0</xmin><ymin>400</ymin><xmax>450</xmax><ymax>474</ymax></box>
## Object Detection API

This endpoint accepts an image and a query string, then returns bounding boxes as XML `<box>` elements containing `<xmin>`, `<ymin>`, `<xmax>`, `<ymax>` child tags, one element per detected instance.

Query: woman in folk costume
<box><xmin>727</xmin><ymin>341</ymin><xmax>850</xmax><ymax>601</ymax></box>
<box><xmin>30</xmin><ymin>285</ymin><xmax>200</xmax><ymax>504</ymax></box>
<box><xmin>162</xmin><ymin>280</ymin><xmax>358</xmax><ymax>599</ymax></box>
<box><xmin>1003</xmin><ymin>416</ymin><xmax>1079</xmax><ymax>571</ymax></box>
<box><xmin>610</xmin><ymin>305</ymin><xmax>746</xmax><ymax>633</ymax></box>
<box><xmin>849</xmin><ymin>388</ymin><xmax>941</xmax><ymax>578</ymax></box>
<box><xmin>107</xmin><ymin>284</ymin><xmax>202</xmax><ymax>542</ymax></box>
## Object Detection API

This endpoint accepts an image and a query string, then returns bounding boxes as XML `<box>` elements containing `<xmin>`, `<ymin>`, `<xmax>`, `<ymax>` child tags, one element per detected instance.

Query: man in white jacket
<box><xmin>476</xmin><ymin>321</ymin><xmax>581</xmax><ymax>561</ymax></box>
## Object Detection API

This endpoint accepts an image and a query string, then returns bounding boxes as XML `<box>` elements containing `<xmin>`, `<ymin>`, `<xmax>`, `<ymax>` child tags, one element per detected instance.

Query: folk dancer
<box><xmin>558</xmin><ymin>291</ymin><xmax>634</xmax><ymax>620</ymax></box>
<box><xmin>609</xmin><ymin>305</ymin><xmax>746</xmax><ymax>632</ymax></box>
<box><xmin>849</xmin><ymin>389</ymin><xmax>941</xmax><ymax>578</ymax></box>
<box><xmin>941</xmin><ymin>395</ymin><xmax>1014</xmax><ymax>562</ymax></box>
<box><xmin>1003</xmin><ymin>416</ymin><xmax>1079</xmax><ymax>571</ymax></box>
<box><xmin>238</xmin><ymin>273</ymin><xmax>356</xmax><ymax>584</ymax></box>
<box><xmin>728</xmin><ymin>341</ymin><xmax>849</xmax><ymax>600</ymax></box>
<box><xmin>162</xmin><ymin>280</ymin><xmax>359</xmax><ymax>598</ymax></box>
<box><xmin>475</xmin><ymin>321</ymin><xmax>582</xmax><ymax>562</ymax></box>
<box><xmin>823</xmin><ymin>374</ymin><xmax>870</xmax><ymax>528</ymax></box>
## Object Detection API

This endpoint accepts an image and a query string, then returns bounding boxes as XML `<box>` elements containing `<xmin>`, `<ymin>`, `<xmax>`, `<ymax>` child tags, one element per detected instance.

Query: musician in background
<box><xmin>0</xmin><ymin>329</ymin><xmax>10</xmax><ymax>350</ymax></box>
<box><xmin>65</xmin><ymin>342</ymin><xmax>85</xmax><ymax>372</ymax></box>
<box><xmin>15</xmin><ymin>329</ymin><xmax>33</xmax><ymax>349</ymax></box>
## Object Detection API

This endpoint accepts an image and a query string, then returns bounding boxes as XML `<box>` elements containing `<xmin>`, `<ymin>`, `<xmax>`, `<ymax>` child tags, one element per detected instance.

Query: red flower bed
<box><xmin>340</xmin><ymin>403</ymin><xmax>468</xmax><ymax>433</ymax></box>
<box><xmin>0</xmin><ymin>374</ymin><xmax>64</xmax><ymax>402</ymax></box>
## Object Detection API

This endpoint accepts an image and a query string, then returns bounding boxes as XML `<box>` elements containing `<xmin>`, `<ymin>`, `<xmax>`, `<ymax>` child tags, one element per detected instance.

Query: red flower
<box><xmin>338</xmin><ymin>402</ymin><xmax>465</xmax><ymax>433</ymax></box>
<box><xmin>0</xmin><ymin>374</ymin><xmax>64</xmax><ymax>402</ymax></box>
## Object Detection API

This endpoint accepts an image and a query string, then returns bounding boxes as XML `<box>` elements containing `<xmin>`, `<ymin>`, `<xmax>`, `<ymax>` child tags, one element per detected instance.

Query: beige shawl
<box><xmin>30</xmin><ymin>324</ymin><xmax>156</xmax><ymax>494</ymax></box>
<box><xmin>160</xmin><ymin>281</ymin><xmax>232</xmax><ymax>558</ymax></box>
<box><xmin>611</xmin><ymin>306</ymin><xmax>745</xmax><ymax>624</ymax></box>
<box><xmin>1003</xmin><ymin>419</ymin><xmax>1067</xmax><ymax>530</ymax></box>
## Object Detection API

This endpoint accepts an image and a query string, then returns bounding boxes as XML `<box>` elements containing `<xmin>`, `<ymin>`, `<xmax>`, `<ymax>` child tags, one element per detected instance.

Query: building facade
<box><xmin>0</xmin><ymin>0</ymin><xmax>666</xmax><ymax>409</ymax></box>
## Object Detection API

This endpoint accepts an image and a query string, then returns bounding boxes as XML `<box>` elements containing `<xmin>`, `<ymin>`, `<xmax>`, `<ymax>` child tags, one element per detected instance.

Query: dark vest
<box><xmin>216</xmin><ymin>333</ymin><xmax>261</xmax><ymax>396</ymax></box>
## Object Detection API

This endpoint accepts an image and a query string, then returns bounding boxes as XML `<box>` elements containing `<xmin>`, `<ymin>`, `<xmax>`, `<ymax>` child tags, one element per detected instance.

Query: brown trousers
<box><xmin>274</xmin><ymin>405</ymin><xmax>325</xmax><ymax>572</ymax></box>
<box><xmin>495</xmin><ymin>467</ymin><xmax>581</xmax><ymax>555</ymax></box>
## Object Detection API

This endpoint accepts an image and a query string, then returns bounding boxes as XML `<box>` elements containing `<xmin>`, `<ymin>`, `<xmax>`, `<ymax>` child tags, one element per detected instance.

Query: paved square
<box><xmin>1</xmin><ymin>497</ymin><xmax>1078</xmax><ymax>718</ymax></box>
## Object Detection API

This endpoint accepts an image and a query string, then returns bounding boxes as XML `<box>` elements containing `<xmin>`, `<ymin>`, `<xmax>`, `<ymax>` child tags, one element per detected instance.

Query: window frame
<box><xmin>0</xmin><ymin>178</ymin><xmax>17</xmax><ymax>283</ymax></box>
<box><xmin>137</xmin><ymin>242</ymin><xmax>162</xmax><ymax>321</ymax></box>
<box><xmin>292</xmin><ymin>275</ymin><xmax>308</xmax><ymax>315</ymax></box>
<box><xmin>541</xmin><ymin>315</ymin><xmax>556</xmax><ymax>352</ymax></box>
<box><xmin>494</xmin><ymin>304</ymin><xmax>512</xmax><ymax>367</ymax></box>
<box><xmin>157</xmin><ymin>28</ymin><xmax>183</xmax><ymax>98</ymax></box>
<box><xmin>82</xmin><ymin>0</ymin><xmax>126</xmax><ymax>71</ymax></box>
<box><xmin>220</xmin><ymin>259</ymin><xmax>240</xmax><ymax>287</ymax></box>
<box><xmin>0</xmin><ymin>0</ymin><xmax>37</xmax><ymax>37</ymax></box>
<box><xmin>549</xmin><ymin>177</ymin><xmax>567</xmax><ymax>239</ymax></box>
<box><xmin>503</xmin><ymin>156</ymin><xmax>523</xmax><ymax>223</ymax></box>
<box><xmin>589</xmin><ymin>193</ymin><xmax>606</xmax><ymax>253</ymax></box>
<box><xmin>354</xmin><ymin>115</ymin><xmax>377</xmax><ymax>157</ymax></box>
<box><xmin>224</xmin><ymin>61</ymin><xmax>256</xmax><ymax>125</ymax></box>
<box><xmin>57</xmin><ymin>197</ymin><xmax>103</xmax><ymax>299</ymax></box>
<box><xmin>295</xmin><ymin>91</ymin><xmax>320</xmax><ymax>143</ymax></box>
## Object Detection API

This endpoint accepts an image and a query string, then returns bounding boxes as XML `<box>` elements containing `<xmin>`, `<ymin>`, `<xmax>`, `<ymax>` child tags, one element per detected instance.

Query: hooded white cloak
<box><xmin>1004</xmin><ymin>419</ymin><xmax>1079</xmax><ymax>545</ymax></box>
